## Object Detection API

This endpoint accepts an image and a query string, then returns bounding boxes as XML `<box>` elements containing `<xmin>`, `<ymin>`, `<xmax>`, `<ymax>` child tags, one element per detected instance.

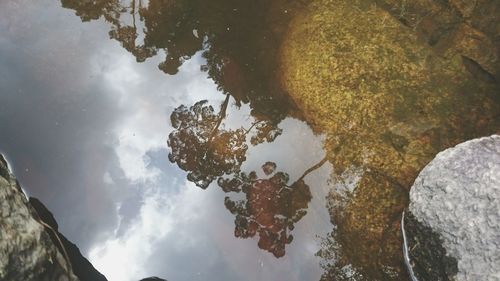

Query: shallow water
<box><xmin>0</xmin><ymin>0</ymin><xmax>498</xmax><ymax>280</ymax></box>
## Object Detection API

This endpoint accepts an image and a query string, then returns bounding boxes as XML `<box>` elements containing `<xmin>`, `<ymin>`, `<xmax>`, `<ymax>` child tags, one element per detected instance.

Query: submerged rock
<box><xmin>406</xmin><ymin>135</ymin><xmax>500</xmax><ymax>281</ymax></box>
<box><xmin>0</xmin><ymin>155</ymin><xmax>79</xmax><ymax>281</ymax></box>
<box><xmin>280</xmin><ymin>0</ymin><xmax>500</xmax><ymax>279</ymax></box>
<box><xmin>375</xmin><ymin>0</ymin><xmax>500</xmax><ymax>81</ymax></box>
<box><xmin>280</xmin><ymin>0</ymin><xmax>500</xmax><ymax>186</ymax></box>
<box><xmin>326</xmin><ymin>170</ymin><xmax>408</xmax><ymax>280</ymax></box>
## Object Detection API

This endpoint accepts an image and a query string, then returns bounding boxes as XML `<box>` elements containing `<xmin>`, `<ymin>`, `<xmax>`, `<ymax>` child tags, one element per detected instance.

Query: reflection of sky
<box><xmin>0</xmin><ymin>0</ymin><xmax>333</xmax><ymax>280</ymax></box>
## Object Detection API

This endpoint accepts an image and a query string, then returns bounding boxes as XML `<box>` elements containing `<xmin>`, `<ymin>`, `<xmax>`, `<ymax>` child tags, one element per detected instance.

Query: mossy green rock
<box><xmin>280</xmin><ymin>0</ymin><xmax>499</xmax><ymax>184</ymax></box>
<box><xmin>280</xmin><ymin>0</ymin><xmax>499</xmax><ymax>279</ymax></box>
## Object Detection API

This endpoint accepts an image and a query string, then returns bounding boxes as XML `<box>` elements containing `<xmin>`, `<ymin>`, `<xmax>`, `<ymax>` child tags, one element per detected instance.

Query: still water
<box><xmin>1</xmin><ymin>0</ymin><xmax>499</xmax><ymax>280</ymax></box>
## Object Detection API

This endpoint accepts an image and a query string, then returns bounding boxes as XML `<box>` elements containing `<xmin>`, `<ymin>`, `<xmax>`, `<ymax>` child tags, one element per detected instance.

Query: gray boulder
<box><xmin>405</xmin><ymin>135</ymin><xmax>500</xmax><ymax>281</ymax></box>
<box><xmin>0</xmin><ymin>155</ymin><xmax>79</xmax><ymax>281</ymax></box>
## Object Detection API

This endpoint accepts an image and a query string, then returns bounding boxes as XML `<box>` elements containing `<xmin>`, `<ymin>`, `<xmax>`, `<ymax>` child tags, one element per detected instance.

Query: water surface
<box><xmin>1</xmin><ymin>0</ymin><xmax>499</xmax><ymax>280</ymax></box>
<box><xmin>0</xmin><ymin>0</ymin><xmax>333</xmax><ymax>280</ymax></box>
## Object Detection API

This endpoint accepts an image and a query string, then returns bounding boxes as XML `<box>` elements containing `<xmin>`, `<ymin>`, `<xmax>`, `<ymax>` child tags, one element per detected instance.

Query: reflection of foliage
<box><xmin>167</xmin><ymin>96</ymin><xmax>285</xmax><ymax>189</ymax></box>
<box><xmin>220</xmin><ymin>162</ymin><xmax>312</xmax><ymax>258</ymax></box>
<box><xmin>167</xmin><ymin>92</ymin><xmax>325</xmax><ymax>255</ymax></box>
<box><xmin>167</xmin><ymin>94</ymin><xmax>325</xmax><ymax>257</ymax></box>
<box><xmin>168</xmin><ymin>95</ymin><xmax>247</xmax><ymax>189</ymax></box>
<box><xmin>249</xmin><ymin>121</ymin><xmax>283</xmax><ymax>146</ymax></box>
<box><xmin>61</xmin><ymin>0</ymin><xmax>120</xmax><ymax>23</ymax></box>
<box><xmin>61</xmin><ymin>0</ymin><xmax>306</xmax><ymax>120</ymax></box>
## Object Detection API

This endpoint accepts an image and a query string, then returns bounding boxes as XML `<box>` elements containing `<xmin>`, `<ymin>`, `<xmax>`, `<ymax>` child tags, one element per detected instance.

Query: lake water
<box><xmin>1</xmin><ymin>0</ymin><xmax>498</xmax><ymax>280</ymax></box>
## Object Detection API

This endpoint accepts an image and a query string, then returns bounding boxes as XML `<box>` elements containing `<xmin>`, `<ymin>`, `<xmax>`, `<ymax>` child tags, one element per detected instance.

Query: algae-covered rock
<box><xmin>280</xmin><ymin>0</ymin><xmax>500</xmax><ymax>279</ymax></box>
<box><xmin>280</xmin><ymin>0</ymin><xmax>500</xmax><ymax>185</ymax></box>
<box><xmin>375</xmin><ymin>0</ymin><xmax>500</xmax><ymax>80</ymax></box>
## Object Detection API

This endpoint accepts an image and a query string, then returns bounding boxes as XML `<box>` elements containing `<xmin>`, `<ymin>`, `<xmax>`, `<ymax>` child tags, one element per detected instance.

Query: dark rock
<box><xmin>29</xmin><ymin>197</ymin><xmax>108</xmax><ymax>281</ymax></box>
<box><xmin>462</xmin><ymin>56</ymin><xmax>497</xmax><ymax>84</ymax></box>
<box><xmin>29</xmin><ymin>197</ymin><xmax>59</xmax><ymax>230</ymax></box>
<box><xmin>403</xmin><ymin>211</ymin><xmax>458</xmax><ymax>281</ymax></box>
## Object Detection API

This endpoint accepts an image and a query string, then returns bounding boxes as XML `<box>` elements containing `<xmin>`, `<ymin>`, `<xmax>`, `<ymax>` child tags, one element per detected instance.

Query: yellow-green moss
<box><xmin>280</xmin><ymin>0</ymin><xmax>499</xmax><ymax>184</ymax></box>
<box><xmin>280</xmin><ymin>0</ymin><xmax>500</xmax><ymax>278</ymax></box>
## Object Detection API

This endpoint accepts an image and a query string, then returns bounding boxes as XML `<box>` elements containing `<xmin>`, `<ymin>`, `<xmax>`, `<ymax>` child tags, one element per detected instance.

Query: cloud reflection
<box><xmin>0</xmin><ymin>1</ymin><xmax>333</xmax><ymax>281</ymax></box>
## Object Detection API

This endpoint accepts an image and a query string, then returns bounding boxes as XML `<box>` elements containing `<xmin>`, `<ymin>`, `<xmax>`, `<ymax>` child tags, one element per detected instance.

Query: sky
<box><xmin>0</xmin><ymin>0</ymin><xmax>334</xmax><ymax>280</ymax></box>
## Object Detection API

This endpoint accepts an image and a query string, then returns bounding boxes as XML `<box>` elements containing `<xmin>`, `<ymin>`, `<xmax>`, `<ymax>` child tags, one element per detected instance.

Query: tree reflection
<box><xmin>61</xmin><ymin>0</ymin><xmax>305</xmax><ymax>121</ymax></box>
<box><xmin>220</xmin><ymin>159</ymin><xmax>326</xmax><ymax>257</ymax></box>
<box><xmin>167</xmin><ymin>95</ymin><xmax>247</xmax><ymax>189</ymax></box>
<box><xmin>61</xmin><ymin>0</ymin><xmax>500</xmax><ymax>276</ymax></box>
<box><xmin>167</xmin><ymin>95</ymin><xmax>327</xmax><ymax>257</ymax></box>
<box><xmin>61</xmin><ymin>0</ymin><xmax>121</xmax><ymax>23</ymax></box>
<box><xmin>168</xmin><ymin>96</ymin><xmax>284</xmax><ymax>189</ymax></box>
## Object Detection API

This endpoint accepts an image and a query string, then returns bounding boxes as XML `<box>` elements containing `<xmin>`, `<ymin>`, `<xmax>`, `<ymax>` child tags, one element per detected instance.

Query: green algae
<box><xmin>281</xmin><ymin>0</ymin><xmax>499</xmax><ymax>184</ymax></box>
<box><xmin>280</xmin><ymin>0</ymin><xmax>500</xmax><ymax>278</ymax></box>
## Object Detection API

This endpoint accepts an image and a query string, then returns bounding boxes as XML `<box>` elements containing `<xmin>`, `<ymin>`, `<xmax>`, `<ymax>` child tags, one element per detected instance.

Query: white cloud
<box><xmin>89</xmin><ymin>181</ymin><xmax>206</xmax><ymax>281</ymax></box>
<box><xmin>88</xmin><ymin>115</ymin><xmax>334</xmax><ymax>281</ymax></box>
<box><xmin>86</xmin><ymin>51</ymin><xmax>227</xmax><ymax>280</ymax></box>
<box><xmin>103</xmin><ymin>171</ymin><xmax>114</xmax><ymax>185</ymax></box>
<box><xmin>113</xmin><ymin>128</ymin><xmax>164</xmax><ymax>183</ymax></box>
<box><xmin>96</xmin><ymin>50</ymin><xmax>223</xmax><ymax>183</ymax></box>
